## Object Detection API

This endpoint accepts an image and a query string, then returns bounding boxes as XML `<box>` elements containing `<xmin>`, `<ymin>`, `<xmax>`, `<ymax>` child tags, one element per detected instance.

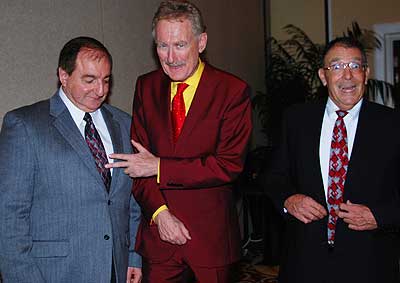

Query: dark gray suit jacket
<box><xmin>267</xmin><ymin>99</ymin><xmax>400</xmax><ymax>283</ymax></box>
<box><xmin>0</xmin><ymin>93</ymin><xmax>141</xmax><ymax>283</ymax></box>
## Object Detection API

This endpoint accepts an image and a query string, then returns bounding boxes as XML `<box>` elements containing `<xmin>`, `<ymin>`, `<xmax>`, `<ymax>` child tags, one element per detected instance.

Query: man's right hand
<box><xmin>284</xmin><ymin>194</ymin><xmax>327</xmax><ymax>224</ymax></box>
<box><xmin>154</xmin><ymin>210</ymin><xmax>191</xmax><ymax>245</ymax></box>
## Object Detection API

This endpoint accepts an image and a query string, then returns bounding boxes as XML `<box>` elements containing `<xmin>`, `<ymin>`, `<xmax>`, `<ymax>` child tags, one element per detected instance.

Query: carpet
<box><xmin>234</xmin><ymin>262</ymin><xmax>279</xmax><ymax>283</ymax></box>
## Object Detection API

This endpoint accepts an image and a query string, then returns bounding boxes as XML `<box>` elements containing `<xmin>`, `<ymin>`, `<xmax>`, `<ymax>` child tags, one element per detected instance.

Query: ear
<box><xmin>58</xmin><ymin>67</ymin><xmax>69</xmax><ymax>87</ymax></box>
<box><xmin>198</xmin><ymin>32</ymin><xmax>208</xmax><ymax>54</ymax></box>
<box><xmin>318</xmin><ymin>68</ymin><xmax>327</xmax><ymax>86</ymax></box>
<box><xmin>364</xmin><ymin>66</ymin><xmax>370</xmax><ymax>85</ymax></box>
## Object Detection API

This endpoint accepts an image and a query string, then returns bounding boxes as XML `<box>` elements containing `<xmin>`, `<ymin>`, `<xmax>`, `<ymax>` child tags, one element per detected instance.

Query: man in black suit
<box><xmin>267</xmin><ymin>37</ymin><xmax>400</xmax><ymax>283</ymax></box>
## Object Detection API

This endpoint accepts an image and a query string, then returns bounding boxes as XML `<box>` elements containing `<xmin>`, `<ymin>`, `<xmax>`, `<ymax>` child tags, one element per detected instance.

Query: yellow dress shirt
<box><xmin>152</xmin><ymin>59</ymin><xmax>205</xmax><ymax>222</ymax></box>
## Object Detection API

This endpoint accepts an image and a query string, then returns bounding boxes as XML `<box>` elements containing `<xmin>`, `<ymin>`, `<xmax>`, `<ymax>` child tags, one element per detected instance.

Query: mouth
<box><xmin>166</xmin><ymin>62</ymin><xmax>185</xmax><ymax>69</ymax></box>
<box><xmin>339</xmin><ymin>84</ymin><xmax>356</xmax><ymax>93</ymax></box>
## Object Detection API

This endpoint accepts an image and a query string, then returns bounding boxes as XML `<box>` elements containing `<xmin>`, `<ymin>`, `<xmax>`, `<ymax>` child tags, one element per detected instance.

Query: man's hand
<box><xmin>284</xmin><ymin>194</ymin><xmax>327</xmax><ymax>224</ymax></box>
<box><xmin>106</xmin><ymin>140</ymin><xmax>159</xmax><ymax>178</ymax></box>
<box><xmin>126</xmin><ymin>267</ymin><xmax>142</xmax><ymax>283</ymax></box>
<box><xmin>338</xmin><ymin>200</ymin><xmax>378</xmax><ymax>231</ymax></box>
<box><xmin>155</xmin><ymin>209</ymin><xmax>191</xmax><ymax>245</ymax></box>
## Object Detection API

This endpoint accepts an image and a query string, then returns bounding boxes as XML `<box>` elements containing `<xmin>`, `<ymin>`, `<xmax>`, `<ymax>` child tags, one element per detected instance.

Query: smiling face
<box><xmin>318</xmin><ymin>45</ymin><xmax>369</xmax><ymax>111</ymax></box>
<box><xmin>155</xmin><ymin>18</ymin><xmax>207</xmax><ymax>81</ymax></box>
<box><xmin>58</xmin><ymin>48</ymin><xmax>111</xmax><ymax>112</ymax></box>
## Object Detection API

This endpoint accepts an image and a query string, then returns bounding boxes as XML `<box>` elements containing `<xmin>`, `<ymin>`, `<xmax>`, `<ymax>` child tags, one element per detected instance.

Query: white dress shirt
<box><xmin>58</xmin><ymin>87</ymin><xmax>114</xmax><ymax>173</ymax></box>
<box><xmin>319</xmin><ymin>97</ymin><xmax>363</xmax><ymax>201</ymax></box>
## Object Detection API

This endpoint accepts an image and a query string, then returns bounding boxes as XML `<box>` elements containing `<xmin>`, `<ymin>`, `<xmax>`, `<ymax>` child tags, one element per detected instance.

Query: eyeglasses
<box><xmin>323</xmin><ymin>62</ymin><xmax>367</xmax><ymax>73</ymax></box>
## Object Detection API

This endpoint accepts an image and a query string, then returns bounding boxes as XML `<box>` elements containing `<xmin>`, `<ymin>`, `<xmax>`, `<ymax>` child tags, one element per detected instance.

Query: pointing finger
<box><xmin>131</xmin><ymin>139</ymin><xmax>146</xmax><ymax>152</ymax></box>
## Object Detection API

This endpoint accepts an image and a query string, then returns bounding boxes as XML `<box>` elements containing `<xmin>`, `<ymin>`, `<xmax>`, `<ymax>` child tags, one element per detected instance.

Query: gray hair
<box><xmin>152</xmin><ymin>0</ymin><xmax>206</xmax><ymax>38</ymax></box>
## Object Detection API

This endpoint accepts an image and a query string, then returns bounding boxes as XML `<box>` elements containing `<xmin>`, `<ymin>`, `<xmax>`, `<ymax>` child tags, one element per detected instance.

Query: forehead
<box><xmin>155</xmin><ymin>18</ymin><xmax>194</xmax><ymax>41</ymax></box>
<box><xmin>324</xmin><ymin>45</ymin><xmax>363</xmax><ymax>64</ymax></box>
<box><xmin>76</xmin><ymin>48</ymin><xmax>110</xmax><ymax>66</ymax></box>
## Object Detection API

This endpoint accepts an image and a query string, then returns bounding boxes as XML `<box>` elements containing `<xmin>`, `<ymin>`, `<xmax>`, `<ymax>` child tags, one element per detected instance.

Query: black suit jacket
<box><xmin>267</xmin><ymin>99</ymin><xmax>400</xmax><ymax>283</ymax></box>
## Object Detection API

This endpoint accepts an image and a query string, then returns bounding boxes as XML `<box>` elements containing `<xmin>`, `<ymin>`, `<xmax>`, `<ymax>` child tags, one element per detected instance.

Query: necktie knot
<box><xmin>336</xmin><ymin>110</ymin><xmax>348</xmax><ymax>119</ymax></box>
<box><xmin>176</xmin><ymin>83</ymin><xmax>189</xmax><ymax>96</ymax></box>
<box><xmin>83</xmin><ymin>112</ymin><xmax>93</xmax><ymax>123</ymax></box>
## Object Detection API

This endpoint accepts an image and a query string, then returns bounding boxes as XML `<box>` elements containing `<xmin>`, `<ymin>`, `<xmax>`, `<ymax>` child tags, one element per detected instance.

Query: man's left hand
<box><xmin>338</xmin><ymin>200</ymin><xmax>378</xmax><ymax>231</ymax></box>
<box><xmin>106</xmin><ymin>140</ymin><xmax>159</xmax><ymax>178</ymax></box>
<box><xmin>126</xmin><ymin>267</ymin><xmax>142</xmax><ymax>283</ymax></box>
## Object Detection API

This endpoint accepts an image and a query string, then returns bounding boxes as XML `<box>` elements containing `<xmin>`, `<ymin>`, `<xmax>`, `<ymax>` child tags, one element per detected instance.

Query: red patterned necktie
<box><xmin>84</xmin><ymin>113</ymin><xmax>111</xmax><ymax>192</ymax></box>
<box><xmin>327</xmin><ymin>110</ymin><xmax>348</xmax><ymax>246</ymax></box>
<box><xmin>171</xmin><ymin>83</ymin><xmax>189</xmax><ymax>143</ymax></box>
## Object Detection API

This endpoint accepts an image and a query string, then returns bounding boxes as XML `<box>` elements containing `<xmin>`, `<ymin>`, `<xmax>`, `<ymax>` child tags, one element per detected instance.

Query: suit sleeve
<box><xmin>128</xmin><ymin>193</ymin><xmax>142</xmax><ymax>267</ymax></box>
<box><xmin>264</xmin><ymin>109</ymin><xmax>297</xmax><ymax>215</ymax></box>
<box><xmin>158</xmin><ymin>86</ymin><xmax>252</xmax><ymax>189</ymax></box>
<box><xmin>131</xmin><ymin>78</ymin><xmax>166</xmax><ymax>219</ymax></box>
<box><xmin>0</xmin><ymin>112</ymin><xmax>45</xmax><ymax>282</ymax></box>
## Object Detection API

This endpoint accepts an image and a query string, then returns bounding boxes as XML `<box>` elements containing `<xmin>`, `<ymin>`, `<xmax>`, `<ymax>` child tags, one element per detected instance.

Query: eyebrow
<box><xmin>81</xmin><ymin>74</ymin><xmax>111</xmax><ymax>80</ymax></box>
<box><xmin>328</xmin><ymin>56</ymin><xmax>362</xmax><ymax>64</ymax></box>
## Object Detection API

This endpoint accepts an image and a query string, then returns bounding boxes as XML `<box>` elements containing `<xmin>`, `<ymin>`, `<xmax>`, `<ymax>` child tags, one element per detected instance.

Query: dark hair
<box><xmin>58</xmin><ymin>36</ymin><xmax>112</xmax><ymax>75</ymax></box>
<box><xmin>322</xmin><ymin>36</ymin><xmax>368</xmax><ymax>66</ymax></box>
<box><xmin>152</xmin><ymin>0</ymin><xmax>206</xmax><ymax>38</ymax></box>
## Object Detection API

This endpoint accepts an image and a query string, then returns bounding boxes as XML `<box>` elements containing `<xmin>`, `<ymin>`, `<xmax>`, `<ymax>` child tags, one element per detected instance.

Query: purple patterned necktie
<box><xmin>84</xmin><ymin>113</ymin><xmax>111</xmax><ymax>192</ymax></box>
<box><xmin>327</xmin><ymin>110</ymin><xmax>348</xmax><ymax>246</ymax></box>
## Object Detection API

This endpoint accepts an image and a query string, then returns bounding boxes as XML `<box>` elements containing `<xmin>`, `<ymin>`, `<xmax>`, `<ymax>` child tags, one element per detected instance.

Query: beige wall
<box><xmin>270</xmin><ymin>0</ymin><xmax>325</xmax><ymax>43</ymax></box>
<box><xmin>331</xmin><ymin>0</ymin><xmax>400</xmax><ymax>37</ymax></box>
<box><xmin>270</xmin><ymin>0</ymin><xmax>400</xmax><ymax>79</ymax></box>
<box><xmin>0</xmin><ymin>0</ymin><xmax>265</xmax><ymax>127</ymax></box>
<box><xmin>270</xmin><ymin>0</ymin><xmax>400</xmax><ymax>43</ymax></box>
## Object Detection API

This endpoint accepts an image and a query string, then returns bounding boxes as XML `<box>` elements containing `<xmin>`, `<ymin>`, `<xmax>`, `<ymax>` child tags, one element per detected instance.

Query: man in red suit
<box><xmin>107</xmin><ymin>0</ymin><xmax>252</xmax><ymax>282</ymax></box>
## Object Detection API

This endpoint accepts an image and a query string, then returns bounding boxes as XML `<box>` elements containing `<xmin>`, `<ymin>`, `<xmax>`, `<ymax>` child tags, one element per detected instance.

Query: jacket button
<box><xmin>104</xmin><ymin>235</ymin><xmax>110</xmax><ymax>240</ymax></box>
<box><xmin>107</xmin><ymin>200</ymin><xmax>111</xmax><ymax>205</ymax></box>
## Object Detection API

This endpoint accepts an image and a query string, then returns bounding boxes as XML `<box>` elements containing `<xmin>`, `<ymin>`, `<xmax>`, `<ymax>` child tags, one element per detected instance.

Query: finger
<box><xmin>306</xmin><ymin>198</ymin><xmax>327</xmax><ymax>216</ymax></box>
<box><xmin>105</xmin><ymin>161</ymin><xmax>130</xmax><ymax>169</ymax></box>
<box><xmin>181</xmin><ymin>226</ymin><xmax>192</xmax><ymax>240</ymax></box>
<box><xmin>131</xmin><ymin>139</ymin><xmax>147</xmax><ymax>152</ymax></box>
<box><xmin>312</xmin><ymin>205</ymin><xmax>328</xmax><ymax>218</ymax></box>
<box><xmin>337</xmin><ymin>210</ymin><xmax>346</xmax><ymax>219</ymax></box>
<box><xmin>294</xmin><ymin>212</ymin><xmax>311</xmax><ymax>224</ymax></box>
<box><xmin>339</xmin><ymin>202</ymin><xmax>351</xmax><ymax>212</ymax></box>
<box><xmin>305</xmin><ymin>203</ymin><xmax>327</xmax><ymax>219</ymax></box>
<box><xmin>109</xmin><ymin>153</ymin><xmax>133</xmax><ymax>160</ymax></box>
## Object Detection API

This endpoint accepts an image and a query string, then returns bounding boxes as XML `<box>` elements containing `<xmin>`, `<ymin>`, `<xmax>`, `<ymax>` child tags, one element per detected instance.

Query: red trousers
<box><xmin>142</xmin><ymin>248</ymin><xmax>234</xmax><ymax>283</ymax></box>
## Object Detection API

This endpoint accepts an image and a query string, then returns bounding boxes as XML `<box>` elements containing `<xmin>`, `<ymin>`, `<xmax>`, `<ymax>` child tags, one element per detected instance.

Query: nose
<box><xmin>167</xmin><ymin>48</ymin><xmax>175</xmax><ymax>64</ymax></box>
<box><xmin>342</xmin><ymin>66</ymin><xmax>353</xmax><ymax>80</ymax></box>
<box><xmin>95</xmin><ymin>80</ymin><xmax>106</xmax><ymax>97</ymax></box>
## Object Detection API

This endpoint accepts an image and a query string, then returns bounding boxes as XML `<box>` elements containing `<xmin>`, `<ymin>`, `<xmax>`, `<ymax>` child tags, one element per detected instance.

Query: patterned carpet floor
<box><xmin>234</xmin><ymin>262</ymin><xmax>279</xmax><ymax>283</ymax></box>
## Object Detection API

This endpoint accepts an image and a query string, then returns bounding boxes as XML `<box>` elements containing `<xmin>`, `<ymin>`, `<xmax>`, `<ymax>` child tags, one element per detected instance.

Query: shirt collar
<box><xmin>171</xmin><ymin>58</ymin><xmax>205</xmax><ymax>89</ymax></box>
<box><xmin>58</xmin><ymin>87</ymin><xmax>101</xmax><ymax>126</ymax></box>
<box><xmin>326</xmin><ymin>96</ymin><xmax>363</xmax><ymax>121</ymax></box>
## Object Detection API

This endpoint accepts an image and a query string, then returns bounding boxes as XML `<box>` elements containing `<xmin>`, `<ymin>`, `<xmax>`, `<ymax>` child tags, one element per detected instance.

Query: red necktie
<box><xmin>84</xmin><ymin>113</ymin><xmax>112</xmax><ymax>192</ymax></box>
<box><xmin>171</xmin><ymin>83</ymin><xmax>189</xmax><ymax>143</ymax></box>
<box><xmin>327</xmin><ymin>110</ymin><xmax>348</xmax><ymax>246</ymax></box>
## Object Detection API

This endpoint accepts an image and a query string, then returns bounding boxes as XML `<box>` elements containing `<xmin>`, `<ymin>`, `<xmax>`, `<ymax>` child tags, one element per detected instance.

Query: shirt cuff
<box><xmin>157</xmin><ymin>158</ymin><xmax>160</xmax><ymax>184</ymax></box>
<box><xmin>128</xmin><ymin>251</ymin><xmax>142</xmax><ymax>268</ymax></box>
<box><xmin>151</xmin><ymin>205</ymin><xmax>168</xmax><ymax>223</ymax></box>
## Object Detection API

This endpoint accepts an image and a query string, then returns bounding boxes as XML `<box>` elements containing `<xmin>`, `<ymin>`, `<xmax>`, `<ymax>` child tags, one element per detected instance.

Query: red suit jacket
<box><xmin>131</xmin><ymin>64</ymin><xmax>252</xmax><ymax>267</ymax></box>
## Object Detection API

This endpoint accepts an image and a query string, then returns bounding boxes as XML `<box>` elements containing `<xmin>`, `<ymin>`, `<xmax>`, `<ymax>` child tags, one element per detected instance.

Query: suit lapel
<box><xmin>102</xmin><ymin>106</ymin><xmax>122</xmax><ymax>194</ymax></box>
<box><xmin>176</xmin><ymin>64</ymin><xmax>214</xmax><ymax>147</ymax></box>
<box><xmin>159</xmin><ymin>74</ymin><xmax>174</xmax><ymax>146</ymax></box>
<box><xmin>344</xmin><ymin>100</ymin><xmax>369</xmax><ymax>200</ymax></box>
<box><xmin>305</xmin><ymin>102</ymin><xmax>327</xmax><ymax>206</ymax></box>
<box><xmin>49</xmin><ymin>94</ymin><xmax>106</xmax><ymax>190</ymax></box>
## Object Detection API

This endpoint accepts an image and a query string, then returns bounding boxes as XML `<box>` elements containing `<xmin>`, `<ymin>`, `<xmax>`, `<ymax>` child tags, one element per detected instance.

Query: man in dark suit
<box><xmin>267</xmin><ymin>36</ymin><xmax>400</xmax><ymax>283</ymax></box>
<box><xmin>0</xmin><ymin>37</ymin><xmax>142</xmax><ymax>283</ymax></box>
<box><xmin>107</xmin><ymin>1</ymin><xmax>252</xmax><ymax>282</ymax></box>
